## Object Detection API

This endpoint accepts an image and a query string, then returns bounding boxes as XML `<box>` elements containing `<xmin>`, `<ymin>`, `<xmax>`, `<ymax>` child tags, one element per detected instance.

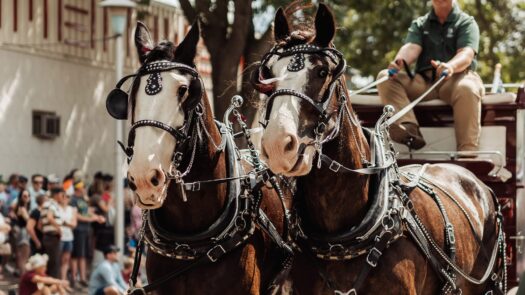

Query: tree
<box><xmin>174</xmin><ymin>0</ymin><xmax>290</xmax><ymax>119</ymax></box>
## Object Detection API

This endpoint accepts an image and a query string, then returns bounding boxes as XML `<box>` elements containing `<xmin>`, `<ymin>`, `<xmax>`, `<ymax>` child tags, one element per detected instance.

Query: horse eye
<box><xmin>318</xmin><ymin>68</ymin><xmax>329</xmax><ymax>78</ymax></box>
<box><xmin>178</xmin><ymin>85</ymin><xmax>188</xmax><ymax>98</ymax></box>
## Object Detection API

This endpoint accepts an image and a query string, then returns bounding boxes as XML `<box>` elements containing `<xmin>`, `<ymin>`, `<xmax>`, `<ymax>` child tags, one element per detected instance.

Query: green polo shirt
<box><xmin>405</xmin><ymin>3</ymin><xmax>480</xmax><ymax>73</ymax></box>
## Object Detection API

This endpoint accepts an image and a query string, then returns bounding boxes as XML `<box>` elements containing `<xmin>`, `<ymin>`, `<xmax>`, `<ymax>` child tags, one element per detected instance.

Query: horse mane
<box><xmin>144</xmin><ymin>41</ymin><xmax>177</xmax><ymax>63</ymax></box>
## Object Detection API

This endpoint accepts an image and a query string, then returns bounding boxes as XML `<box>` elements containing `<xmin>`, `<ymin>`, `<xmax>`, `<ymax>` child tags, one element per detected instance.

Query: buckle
<box><xmin>207</xmin><ymin>245</ymin><xmax>227</xmax><ymax>262</ymax></box>
<box><xmin>446</xmin><ymin>224</ymin><xmax>456</xmax><ymax>244</ymax></box>
<box><xmin>329</xmin><ymin>161</ymin><xmax>342</xmax><ymax>172</ymax></box>
<box><xmin>185</xmin><ymin>182</ymin><xmax>201</xmax><ymax>192</ymax></box>
<box><xmin>491</xmin><ymin>273</ymin><xmax>499</xmax><ymax>281</ymax></box>
<box><xmin>335</xmin><ymin>289</ymin><xmax>357</xmax><ymax>295</ymax></box>
<box><xmin>366</xmin><ymin>247</ymin><xmax>382</xmax><ymax>267</ymax></box>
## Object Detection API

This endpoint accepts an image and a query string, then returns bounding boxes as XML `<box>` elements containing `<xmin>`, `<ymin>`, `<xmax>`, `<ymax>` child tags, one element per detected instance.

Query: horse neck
<box><xmin>158</xmin><ymin>97</ymin><xmax>228</xmax><ymax>233</ymax></box>
<box><xmin>300</xmin><ymin>93</ymin><xmax>371</xmax><ymax>233</ymax></box>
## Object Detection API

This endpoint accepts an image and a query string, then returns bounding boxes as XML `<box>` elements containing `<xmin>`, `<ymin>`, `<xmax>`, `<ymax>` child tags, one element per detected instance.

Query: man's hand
<box><xmin>431</xmin><ymin>60</ymin><xmax>454</xmax><ymax>80</ymax></box>
<box><xmin>387</xmin><ymin>59</ymin><xmax>403</xmax><ymax>78</ymax></box>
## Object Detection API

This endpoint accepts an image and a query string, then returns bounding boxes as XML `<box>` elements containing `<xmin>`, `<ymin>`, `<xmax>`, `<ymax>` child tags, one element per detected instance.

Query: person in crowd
<box><xmin>88</xmin><ymin>245</ymin><xmax>127</xmax><ymax>295</ymax></box>
<box><xmin>88</xmin><ymin>172</ymin><xmax>104</xmax><ymax>198</ymax></box>
<box><xmin>377</xmin><ymin>0</ymin><xmax>483</xmax><ymax>153</ymax></box>
<box><xmin>70</xmin><ymin>181</ymin><xmax>104</xmax><ymax>288</ymax></box>
<box><xmin>6</xmin><ymin>174</ymin><xmax>19</xmax><ymax>204</ymax></box>
<box><xmin>46</xmin><ymin>174</ymin><xmax>62</xmax><ymax>194</ymax></box>
<box><xmin>0</xmin><ymin>208</ymin><xmax>12</xmax><ymax>279</ymax></box>
<box><xmin>19</xmin><ymin>253</ymin><xmax>69</xmax><ymax>295</ymax></box>
<box><xmin>8</xmin><ymin>175</ymin><xmax>27</xmax><ymax>208</ymax></box>
<box><xmin>15</xmin><ymin>189</ymin><xmax>32</xmax><ymax>275</ymax></box>
<box><xmin>91</xmin><ymin>175</ymin><xmax>115</xmax><ymax>267</ymax></box>
<box><xmin>27</xmin><ymin>195</ymin><xmax>47</xmax><ymax>255</ymax></box>
<box><xmin>0</xmin><ymin>178</ymin><xmax>8</xmax><ymax>216</ymax></box>
<box><xmin>28</xmin><ymin>174</ymin><xmax>46</xmax><ymax>211</ymax></box>
<box><xmin>120</xmin><ymin>257</ymin><xmax>136</xmax><ymax>287</ymax></box>
<box><xmin>41</xmin><ymin>188</ymin><xmax>65</xmax><ymax>278</ymax></box>
<box><xmin>63</xmin><ymin>169</ymin><xmax>84</xmax><ymax>197</ymax></box>
<box><xmin>59</xmin><ymin>193</ymin><xmax>77</xmax><ymax>282</ymax></box>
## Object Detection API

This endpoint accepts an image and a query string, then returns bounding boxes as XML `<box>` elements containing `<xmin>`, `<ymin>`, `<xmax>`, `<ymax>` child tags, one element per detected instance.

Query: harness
<box><xmin>290</xmin><ymin>109</ymin><xmax>507</xmax><ymax>295</ymax></box>
<box><xmin>105</xmin><ymin>62</ymin><xmax>294</xmax><ymax>294</ymax></box>
<box><xmin>255</xmin><ymin>43</ymin><xmax>506</xmax><ymax>294</ymax></box>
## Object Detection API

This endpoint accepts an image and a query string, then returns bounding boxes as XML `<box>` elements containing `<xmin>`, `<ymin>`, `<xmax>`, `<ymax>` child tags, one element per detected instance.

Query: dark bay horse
<box><xmin>106</xmin><ymin>21</ymin><xmax>290</xmax><ymax>294</ymax></box>
<box><xmin>255</xmin><ymin>4</ymin><xmax>505</xmax><ymax>295</ymax></box>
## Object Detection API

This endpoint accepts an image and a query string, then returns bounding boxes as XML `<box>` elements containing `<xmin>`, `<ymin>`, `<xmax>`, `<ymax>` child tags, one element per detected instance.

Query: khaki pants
<box><xmin>377</xmin><ymin>69</ymin><xmax>484</xmax><ymax>151</ymax></box>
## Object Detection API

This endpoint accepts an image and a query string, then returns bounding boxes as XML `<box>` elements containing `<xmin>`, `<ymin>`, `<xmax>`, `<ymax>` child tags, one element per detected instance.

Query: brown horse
<box><xmin>108</xmin><ymin>21</ymin><xmax>290</xmax><ymax>294</ymax></box>
<box><xmin>255</xmin><ymin>4</ymin><xmax>505</xmax><ymax>295</ymax></box>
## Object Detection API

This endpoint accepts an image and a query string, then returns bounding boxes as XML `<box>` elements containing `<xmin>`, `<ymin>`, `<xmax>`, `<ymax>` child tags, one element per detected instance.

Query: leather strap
<box><xmin>319</xmin><ymin>154</ymin><xmax>394</xmax><ymax>175</ymax></box>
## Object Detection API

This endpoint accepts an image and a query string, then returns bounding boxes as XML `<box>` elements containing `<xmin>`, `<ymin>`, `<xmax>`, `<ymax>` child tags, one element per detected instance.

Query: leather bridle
<box><xmin>258</xmin><ymin>44</ymin><xmax>346</xmax><ymax>132</ymax></box>
<box><xmin>256</xmin><ymin>43</ymin><xmax>372</xmax><ymax>168</ymax></box>
<box><xmin>107</xmin><ymin>61</ymin><xmax>206</xmax><ymax>185</ymax></box>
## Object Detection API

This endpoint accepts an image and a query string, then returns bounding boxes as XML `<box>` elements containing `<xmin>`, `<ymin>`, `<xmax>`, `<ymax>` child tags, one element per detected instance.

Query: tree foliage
<box><xmin>144</xmin><ymin>0</ymin><xmax>523</xmax><ymax>116</ymax></box>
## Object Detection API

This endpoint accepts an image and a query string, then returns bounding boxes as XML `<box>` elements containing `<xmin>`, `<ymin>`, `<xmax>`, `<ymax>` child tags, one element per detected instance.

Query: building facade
<box><xmin>0</xmin><ymin>0</ymin><xmax>211</xmax><ymax>180</ymax></box>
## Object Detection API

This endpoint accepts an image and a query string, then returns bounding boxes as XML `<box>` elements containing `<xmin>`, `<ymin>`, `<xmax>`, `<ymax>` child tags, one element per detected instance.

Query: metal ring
<box><xmin>382</xmin><ymin>214</ymin><xmax>395</xmax><ymax>231</ymax></box>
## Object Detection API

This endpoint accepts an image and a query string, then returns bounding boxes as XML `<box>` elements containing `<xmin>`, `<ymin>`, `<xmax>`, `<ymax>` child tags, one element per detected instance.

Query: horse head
<box><xmin>256</xmin><ymin>4</ymin><xmax>345</xmax><ymax>176</ymax></box>
<box><xmin>108</xmin><ymin>21</ymin><xmax>203</xmax><ymax>209</ymax></box>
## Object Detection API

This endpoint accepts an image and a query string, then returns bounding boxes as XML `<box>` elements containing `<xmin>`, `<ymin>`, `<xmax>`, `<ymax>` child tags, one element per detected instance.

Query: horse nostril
<box><xmin>284</xmin><ymin>135</ymin><xmax>297</xmax><ymax>153</ymax></box>
<box><xmin>128</xmin><ymin>180</ymin><xmax>137</xmax><ymax>191</ymax></box>
<box><xmin>150</xmin><ymin>176</ymin><xmax>159</xmax><ymax>186</ymax></box>
<box><xmin>149</xmin><ymin>169</ymin><xmax>163</xmax><ymax>187</ymax></box>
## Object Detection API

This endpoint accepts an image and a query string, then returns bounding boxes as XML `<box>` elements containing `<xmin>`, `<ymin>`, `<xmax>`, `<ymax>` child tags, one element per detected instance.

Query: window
<box><xmin>32</xmin><ymin>111</ymin><xmax>60</xmax><ymax>139</ymax></box>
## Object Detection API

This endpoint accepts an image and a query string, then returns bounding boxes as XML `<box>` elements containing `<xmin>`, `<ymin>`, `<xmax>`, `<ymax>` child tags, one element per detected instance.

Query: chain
<box><xmin>232</xmin><ymin>109</ymin><xmax>264</xmax><ymax>173</ymax></box>
<box><xmin>199</xmin><ymin>115</ymin><xmax>222</xmax><ymax>150</ymax></box>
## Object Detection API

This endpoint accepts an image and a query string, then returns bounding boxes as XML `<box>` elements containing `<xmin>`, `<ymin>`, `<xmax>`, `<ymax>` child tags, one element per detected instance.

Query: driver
<box><xmin>376</xmin><ymin>0</ymin><xmax>484</xmax><ymax>153</ymax></box>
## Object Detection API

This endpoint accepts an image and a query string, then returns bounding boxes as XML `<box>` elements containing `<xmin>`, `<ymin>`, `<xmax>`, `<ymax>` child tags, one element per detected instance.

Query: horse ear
<box><xmin>135</xmin><ymin>21</ymin><xmax>154</xmax><ymax>64</ymax></box>
<box><xmin>274</xmin><ymin>7</ymin><xmax>290</xmax><ymax>42</ymax></box>
<box><xmin>173</xmin><ymin>20</ymin><xmax>200</xmax><ymax>66</ymax></box>
<box><xmin>313</xmin><ymin>3</ymin><xmax>335</xmax><ymax>47</ymax></box>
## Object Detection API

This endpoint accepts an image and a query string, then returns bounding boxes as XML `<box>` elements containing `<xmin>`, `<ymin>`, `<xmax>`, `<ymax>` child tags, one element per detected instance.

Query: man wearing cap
<box><xmin>19</xmin><ymin>253</ymin><xmax>69</xmax><ymax>295</ymax></box>
<box><xmin>28</xmin><ymin>174</ymin><xmax>46</xmax><ymax>211</ymax></box>
<box><xmin>46</xmin><ymin>174</ymin><xmax>62</xmax><ymax>191</ymax></box>
<box><xmin>40</xmin><ymin>188</ymin><xmax>66</xmax><ymax>278</ymax></box>
<box><xmin>376</xmin><ymin>0</ymin><xmax>483</xmax><ymax>153</ymax></box>
<box><xmin>70</xmin><ymin>181</ymin><xmax>105</xmax><ymax>288</ymax></box>
<box><xmin>88</xmin><ymin>245</ymin><xmax>127</xmax><ymax>295</ymax></box>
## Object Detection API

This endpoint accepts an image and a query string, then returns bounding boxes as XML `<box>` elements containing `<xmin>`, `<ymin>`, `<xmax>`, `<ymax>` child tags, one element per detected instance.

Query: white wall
<box><xmin>0</xmin><ymin>48</ymin><xmax>117</xmax><ymax>179</ymax></box>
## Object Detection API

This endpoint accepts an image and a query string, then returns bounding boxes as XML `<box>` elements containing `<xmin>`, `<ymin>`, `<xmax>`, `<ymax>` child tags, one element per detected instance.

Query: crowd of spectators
<box><xmin>0</xmin><ymin>170</ymin><xmax>143</xmax><ymax>295</ymax></box>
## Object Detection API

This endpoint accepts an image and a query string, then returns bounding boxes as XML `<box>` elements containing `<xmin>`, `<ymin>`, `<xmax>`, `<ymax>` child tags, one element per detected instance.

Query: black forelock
<box><xmin>144</xmin><ymin>41</ymin><xmax>176</xmax><ymax>63</ymax></box>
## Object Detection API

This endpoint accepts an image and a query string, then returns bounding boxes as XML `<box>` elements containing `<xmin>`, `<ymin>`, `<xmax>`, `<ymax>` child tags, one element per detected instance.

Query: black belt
<box><xmin>43</xmin><ymin>232</ymin><xmax>60</xmax><ymax>237</ymax></box>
